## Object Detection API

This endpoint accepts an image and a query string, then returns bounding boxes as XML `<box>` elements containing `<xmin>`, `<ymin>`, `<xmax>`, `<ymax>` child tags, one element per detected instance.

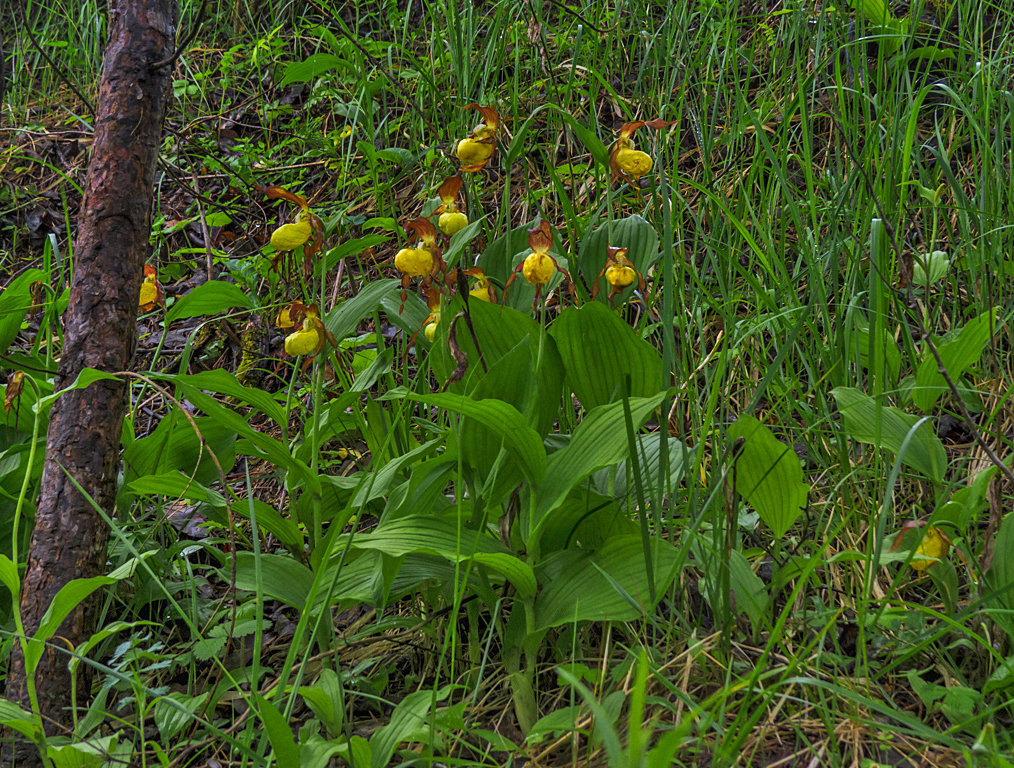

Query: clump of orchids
<box><xmin>262</xmin><ymin>186</ymin><xmax>324</xmax><ymax>275</ymax></box>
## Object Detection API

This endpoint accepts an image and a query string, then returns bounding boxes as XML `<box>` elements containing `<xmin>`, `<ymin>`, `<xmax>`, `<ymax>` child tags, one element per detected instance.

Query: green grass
<box><xmin>2</xmin><ymin>0</ymin><xmax>1014</xmax><ymax>765</ymax></box>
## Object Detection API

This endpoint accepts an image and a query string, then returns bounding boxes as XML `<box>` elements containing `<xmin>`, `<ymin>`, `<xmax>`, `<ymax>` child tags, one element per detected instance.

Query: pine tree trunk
<box><xmin>4</xmin><ymin>2</ymin><xmax>177</xmax><ymax>764</ymax></box>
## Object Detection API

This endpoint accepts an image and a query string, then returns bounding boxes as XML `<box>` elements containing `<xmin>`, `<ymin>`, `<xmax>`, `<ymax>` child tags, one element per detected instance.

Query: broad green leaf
<box><xmin>0</xmin><ymin>554</ymin><xmax>19</xmax><ymax>600</ymax></box>
<box><xmin>727</xmin><ymin>415</ymin><xmax>808</xmax><ymax>539</ymax></box>
<box><xmin>458</xmin><ymin>336</ymin><xmax>552</xmax><ymax>498</ymax></box>
<box><xmin>254</xmin><ymin>695</ymin><xmax>301</xmax><ymax>766</ymax></box>
<box><xmin>171</xmin><ymin>384</ymin><xmax>318</xmax><ymax>493</ymax></box>
<box><xmin>432</xmin><ymin>300</ymin><xmax>564</xmax><ymax>433</ymax></box>
<box><xmin>529</xmin><ymin>391</ymin><xmax>670</xmax><ymax>545</ymax></box>
<box><xmin>985</xmin><ymin>513</ymin><xmax>1014</xmax><ymax>641</ymax></box>
<box><xmin>125</xmin><ymin>471</ymin><xmax>227</xmax><ymax>507</ymax></box>
<box><xmin>831</xmin><ymin>387</ymin><xmax>947</xmax><ymax>482</ymax></box>
<box><xmin>349</xmin><ymin>516</ymin><xmax>535</xmax><ymax>596</ymax></box>
<box><xmin>298</xmin><ymin>668</ymin><xmax>344</xmax><ymax>736</ymax></box>
<box><xmin>165</xmin><ymin>280</ymin><xmax>254</xmax><ymax>324</ymax></box>
<box><xmin>441</xmin><ymin>218</ymin><xmax>484</xmax><ymax>269</ymax></box>
<box><xmin>325</xmin><ymin>278</ymin><xmax>402</xmax><ymax>340</ymax></box>
<box><xmin>849</xmin><ymin>309</ymin><xmax>901</xmax><ymax>383</ymax></box>
<box><xmin>47</xmin><ymin>735</ymin><xmax>119</xmax><ymax>768</ymax></box>
<box><xmin>121</xmin><ymin>410</ymin><xmax>237</xmax><ymax>489</ymax></box>
<box><xmin>370</xmin><ymin>687</ymin><xmax>452</xmax><ymax>768</ymax></box>
<box><xmin>472</xmin><ymin>553</ymin><xmax>538</xmax><ymax>599</ymax></box>
<box><xmin>404</xmin><ymin>393</ymin><xmax>546</xmax><ymax>485</ymax></box>
<box><xmin>177</xmin><ymin>370</ymin><xmax>287</xmax><ymax>426</ymax></box>
<box><xmin>349</xmin><ymin>438</ymin><xmax>442</xmax><ymax>506</ymax></box>
<box><xmin>0</xmin><ymin>698</ymin><xmax>42</xmax><ymax>740</ymax></box>
<box><xmin>322</xmin><ymin>234</ymin><xmax>388</xmax><ymax>272</ymax></box>
<box><xmin>726</xmin><ymin>549</ymin><xmax>769</xmax><ymax>631</ymax></box>
<box><xmin>233</xmin><ymin>553</ymin><xmax>313</xmax><ymax>608</ymax></box>
<box><xmin>913</xmin><ymin>310</ymin><xmax>998</xmax><ymax>412</ymax></box>
<box><xmin>279</xmin><ymin>53</ymin><xmax>351</xmax><ymax>86</ymax></box>
<box><xmin>349</xmin><ymin>515</ymin><xmax>510</xmax><ymax>559</ymax></box>
<box><xmin>0</xmin><ymin>269</ymin><xmax>43</xmax><ymax>356</ymax></box>
<box><xmin>533</xmin><ymin>535</ymin><xmax>681</xmax><ymax>630</ymax></box>
<box><xmin>27</xmin><ymin>575</ymin><xmax>119</xmax><ymax>669</ymax></box>
<box><xmin>550</xmin><ymin>302</ymin><xmax>663</xmax><ymax>411</ymax></box>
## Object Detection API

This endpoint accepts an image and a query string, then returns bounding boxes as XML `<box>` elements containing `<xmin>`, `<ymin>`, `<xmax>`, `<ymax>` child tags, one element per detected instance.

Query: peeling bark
<box><xmin>4</xmin><ymin>2</ymin><xmax>177</xmax><ymax>764</ymax></box>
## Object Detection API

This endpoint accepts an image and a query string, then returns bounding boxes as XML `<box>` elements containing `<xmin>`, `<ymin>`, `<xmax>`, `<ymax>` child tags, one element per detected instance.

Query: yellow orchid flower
<box><xmin>436</xmin><ymin>175</ymin><xmax>469</xmax><ymax>237</ymax></box>
<box><xmin>456</xmin><ymin>104</ymin><xmax>500</xmax><ymax>172</ymax></box>
<box><xmin>139</xmin><ymin>265</ymin><xmax>163</xmax><ymax>312</ymax></box>
<box><xmin>608</xmin><ymin>119</ymin><xmax>674</xmax><ymax>186</ymax></box>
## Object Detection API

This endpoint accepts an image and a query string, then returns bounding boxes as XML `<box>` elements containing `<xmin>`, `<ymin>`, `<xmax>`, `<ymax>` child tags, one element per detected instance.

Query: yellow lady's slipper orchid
<box><xmin>280</xmin><ymin>302</ymin><xmax>334</xmax><ymax>361</ymax></box>
<box><xmin>395</xmin><ymin>247</ymin><xmax>435</xmax><ymax>277</ymax></box>
<box><xmin>594</xmin><ymin>246</ymin><xmax>647</xmax><ymax>301</ymax></box>
<box><xmin>396</xmin><ymin>218</ymin><xmax>445</xmax><ymax>312</ymax></box>
<box><xmin>436</xmin><ymin>175</ymin><xmax>469</xmax><ymax>236</ymax></box>
<box><xmin>523</xmin><ymin>251</ymin><xmax>555</xmax><ymax>285</ymax></box>
<box><xmin>911</xmin><ymin>525</ymin><xmax>951</xmax><ymax>572</ymax></box>
<box><xmin>456</xmin><ymin>139</ymin><xmax>494</xmax><ymax>170</ymax></box>
<box><xmin>270</xmin><ymin>217</ymin><xmax>313</xmax><ymax>251</ymax></box>
<box><xmin>139</xmin><ymin>265</ymin><xmax>163</xmax><ymax>312</ymax></box>
<box><xmin>424</xmin><ymin>313</ymin><xmax>440</xmax><ymax>341</ymax></box>
<box><xmin>503</xmin><ymin>221</ymin><xmax>572</xmax><ymax>308</ymax></box>
<box><xmin>456</xmin><ymin>105</ymin><xmax>500</xmax><ymax>172</ymax></box>
<box><xmin>439</xmin><ymin>210</ymin><xmax>469</xmax><ymax>237</ymax></box>
<box><xmin>613</xmin><ymin>146</ymin><xmax>653</xmax><ymax>180</ymax></box>
<box><xmin>285</xmin><ymin>323</ymin><xmax>322</xmax><ymax>356</ymax></box>
<box><xmin>262</xmin><ymin>186</ymin><xmax>325</xmax><ymax>276</ymax></box>
<box><xmin>608</xmin><ymin>119</ymin><xmax>674</xmax><ymax>186</ymax></box>
<box><xmin>606</xmin><ymin>260</ymin><xmax>637</xmax><ymax>289</ymax></box>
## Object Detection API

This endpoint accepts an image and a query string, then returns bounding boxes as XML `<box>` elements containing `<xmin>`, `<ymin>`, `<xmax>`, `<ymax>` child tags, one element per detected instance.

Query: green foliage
<box><xmin>5</xmin><ymin>0</ymin><xmax>1014</xmax><ymax>763</ymax></box>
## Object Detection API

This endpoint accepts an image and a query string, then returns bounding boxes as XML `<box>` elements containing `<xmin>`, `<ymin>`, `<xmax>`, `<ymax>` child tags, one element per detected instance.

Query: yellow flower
<box><xmin>606</xmin><ymin>262</ymin><xmax>637</xmax><ymax>289</ymax></box>
<box><xmin>270</xmin><ymin>216</ymin><xmax>313</xmax><ymax>251</ymax></box>
<box><xmin>285</xmin><ymin>323</ymin><xmax>322</xmax><ymax>356</ymax></box>
<box><xmin>613</xmin><ymin>146</ymin><xmax>653</xmax><ymax>180</ymax></box>
<box><xmin>395</xmin><ymin>247</ymin><xmax>435</xmax><ymax>277</ymax></box>
<box><xmin>522</xmin><ymin>251</ymin><xmax>555</xmax><ymax>285</ymax></box>
<box><xmin>439</xmin><ymin>210</ymin><xmax>469</xmax><ymax>237</ymax></box>
<box><xmin>608</xmin><ymin>119</ymin><xmax>673</xmax><ymax>186</ymax></box>
<box><xmin>911</xmin><ymin>525</ymin><xmax>951</xmax><ymax>571</ymax></box>
<box><xmin>139</xmin><ymin>265</ymin><xmax>163</xmax><ymax>312</ymax></box>
<box><xmin>456</xmin><ymin>105</ymin><xmax>500</xmax><ymax>172</ymax></box>
<box><xmin>280</xmin><ymin>302</ymin><xmax>332</xmax><ymax>359</ymax></box>
<box><xmin>424</xmin><ymin>313</ymin><xmax>440</xmax><ymax>341</ymax></box>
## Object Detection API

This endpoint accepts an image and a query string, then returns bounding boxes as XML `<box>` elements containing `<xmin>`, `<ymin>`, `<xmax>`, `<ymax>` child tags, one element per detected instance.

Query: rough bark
<box><xmin>5</xmin><ymin>2</ymin><xmax>177</xmax><ymax>764</ymax></box>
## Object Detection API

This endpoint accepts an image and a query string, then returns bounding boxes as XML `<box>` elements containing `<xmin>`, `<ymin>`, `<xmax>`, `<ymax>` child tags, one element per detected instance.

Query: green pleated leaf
<box><xmin>727</xmin><ymin>415</ymin><xmax>808</xmax><ymax>539</ymax></box>
<box><xmin>533</xmin><ymin>535</ymin><xmax>681</xmax><ymax>631</ymax></box>
<box><xmin>405</xmin><ymin>392</ymin><xmax>546</xmax><ymax>485</ymax></box>
<box><xmin>0</xmin><ymin>268</ymin><xmax>44</xmax><ymax>356</ymax></box>
<box><xmin>254</xmin><ymin>695</ymin><xmax>300</xmax><ymax>766</ymax></box>
<box><xmin>529</xmin><ymin>391</ymin><xmax>669</xmax><ymax>546</ymax></box>
<box><xmin>233</xmin><ymin>553</ymin><xmax>313</xmax><ymax>608</ymax></box>
<box><xmin>350</xmin><ymin>515</ymin><xmax>511</xmax><ymax>559</ymax></box>
<box><xmin>166</xmin><ymin>280</ymin><xmax>255</xmax><ymax>324</ymax></box>
<box><xmin>370</xmin><ymin>687</ymin><xmax>452</xmax><ymax>768</ymax></box>
<box><xmin>550</xmin><ymin>302</ymin><xmax>662</xmax><ymax>412</ymax></box>
<box><xmin>831</xmin><ymin>387</ymin><xmax>946</xmax><ymax>482</ymax></box>
<box><xmin>913</xmin><ymin>309</ymin><xmax>998</xmax><ymax>412</ymax></box>
<box><xmin>325</xmin><ymin>278</ymin><xmax>402</xmax><ymax>339</ymax></box>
